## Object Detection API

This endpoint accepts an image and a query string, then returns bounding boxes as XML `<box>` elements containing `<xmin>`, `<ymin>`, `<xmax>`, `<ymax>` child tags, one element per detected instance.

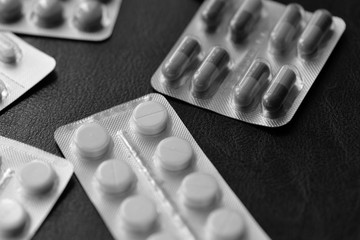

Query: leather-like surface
<box><xmin>0</xmin><ymin>0</ymin><xmax>358</xmax><ymax>239</ymax></box>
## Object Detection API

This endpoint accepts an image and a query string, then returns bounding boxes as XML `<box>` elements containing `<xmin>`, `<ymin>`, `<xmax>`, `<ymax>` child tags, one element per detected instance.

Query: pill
<box><xmin>132</xmin><ymin>101</ymin><xmax>168</xmax><ymax>135</ymax></box>
<box><xmin>73</xmin><ymin>1</ymin><xmax>103</xmax><ymax>32</ymax></box>
<box><xmin>0</xmin><ymin>0</ymin><xmax>22</xmax><ymax>23</ymax></box>
<box><xmin>154</xmin><ymin>136</ymin><xmax>193</xmax><ymax>172</ymax></box>
<box><xmin>229</xmin><ymin>0</ymin><xmax>262</xmax><ymax>42</ymax></box>
<box><xmin>298</xmin><ymin>9</ymin><xmax>333</xmax><ymax>57</ymax></box>
<box><xmin>233</xmin><ymin>61</ymin><xmax>270</xmax><ymax>108</ymax></box>
<box><xmin>162</xmin><ymin>37</ymin><xmax>200</xmax><ymax>82</ymax></box>
<box><xmin>73</xmin><ymin>122</ymin><xmax>111</xmax><ymax>159</ymax></box>
<box><xmin>191</xmin><ymin>47</ymin><xmax>229</xmax><ymax>94</ymax></box>
<box><xmin>0</xmin><ymin>199</ymin><xmax>29</xmax><ymax>237</ymax></box>
<box><xmin>262</xmin><ymin>66</ymin><xmax>297</xmax><ymax>114</ymax></box>
<box><xmin>179</xmin><ymin>172</ymin><xmax>220</xmax><ymax>208</ymax></box>
<box><xmin>119</xmin><ymin>195</ymin><xmax>158</xmax><ymax>233</ymax></box>
<box><xmin>33</xmin><ymin>0</ymin><xmax>64</xmax><ymax>28</ymax></box>
<box><xmin>147</xmin><ymin>232</ymin><xmax>177</xmax><ymax>240</ymax></box>
<box><xmin>205</xmin><ymin>208</ymin><xmax>246</xmax><ymax>240</ymax></box>
<box><xmin>95</xmin><ymin>159</ymin><xmax>136</xmax><ymax>194</ymax></box>
<box><xmin>201</xmin><ymin>0</ymin><xmax>226</xmax><ymax>30</ymax></box>
<box><xmin>0</xmin><ymin>36</ymin><xmax>17</xmax><ymax>64</ymax></box>
<box><xmin>269</xmin><ymin>4</ymin><xmax>302</xmax><ymax>54</ymax></box>
<box><xmin>18</xmin><ymin>160</ymin><xmax>56</xmax><ymax>195</ymax></box>
<box><xmin>0</xmin><ymin>80</ymin><xmax>7</xmax><ymax>101</ymax></box>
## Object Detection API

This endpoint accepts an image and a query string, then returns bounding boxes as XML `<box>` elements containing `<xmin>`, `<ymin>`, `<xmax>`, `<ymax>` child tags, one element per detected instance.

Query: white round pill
<box><xmin>73</xmin><ymin>0</ymin><xmax>103</xmax><ymax>32</ymax></box>
<box><xmin>119</xmin><ymin>195</ymin><xmax>158</xmax><ymax>233</ymax></box>
<box><xmin>0</xmin><ymin>35</ymin><xmax>17</xmax><ymax>64</ymax></box>
<box><xmin>73</xmin><ymin>122</ymin><xmax>111</xmax><ymax>159</ymax></box>
<box><xmin>132</xmin><ymin>101</ymin><xmax>168</xmax><ymax>135</ymax></box>
<box><xmin>205</xmin><ymin>208</ymin><xmax>246</xmax><ymax>240</ymax></box>
<box><xmin>95</xmin><ymin>159</ymin><xmax>136</xmax><ymax>194</ymax></box>
<box><xmin>0</xmin><ymin>199</ymin><xmax>28</xmax><ymax>237</ymax></box>
<box><xmin>18</xmin><ymin>160</ymin><xmax>56</xmax><ymax>195</ymax></box>
<box><xmin>33</xmin><ymin>0</ymin><xmax>64</xmax><ymax>28</ymax></box>
<box><xmin>179</xmin><ymin>172</ymin><xmax>220</xmax><ymax>208</ymax></box>
<box><xmin>154</xmin><ymin>136</ymin><xmax>193</xmax><ymax>171</ymax></box>
<box><xmin>147</xmin><ymin>232</ymin><xmax>177</xmax><ymax>240</ymax></box>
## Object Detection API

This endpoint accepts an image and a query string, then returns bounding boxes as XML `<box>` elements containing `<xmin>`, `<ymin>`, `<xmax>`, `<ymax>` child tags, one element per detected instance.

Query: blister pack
<box><xmin>0</xmin><ymin>0</ymin><xmax>122</xmax><ymax>41</ymax></box>
<box><xmin>0</xmin><ymin>32</ymin><xmax>56</xmax><ymax>113</ymax></box>
<box><xmin>151</xmin><ymin>0</ymin><xmax>346</xmax><ymax>127</ymax></box>
<box><xmin>0</xmin><ymin>136</ymin><xmax>73</xmax><ymax>240</ymax></box>
<box><xmin>55</xmin><ymin>93</ymin><xmax>270</xmax><ymax>240</ymax></box>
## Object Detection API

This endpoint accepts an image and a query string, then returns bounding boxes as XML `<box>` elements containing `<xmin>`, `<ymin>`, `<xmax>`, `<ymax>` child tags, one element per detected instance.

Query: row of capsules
<box><xmin>0</xmin><ymin>0</ymin><xmax>122</xmax><ymax>41</ymax></box>
<box><xmin>153</xmin><ymin>0</ymin><xmax>345</xmax><ymax>126</ymax></box>
<box><xmin>54</xmin><ymin>94</ymin><xmax>270</xmax><ymax>240</ymax></box>
<box><xmin>0</xmin><ymin>136</ymin><xmax>73</xmax><ymax>240</ymax></box>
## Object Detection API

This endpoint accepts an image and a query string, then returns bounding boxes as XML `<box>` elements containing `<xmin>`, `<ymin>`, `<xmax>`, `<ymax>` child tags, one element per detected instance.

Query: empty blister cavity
<box><xmin>162</xmin><ymin>36</ymin><xmax>200</xmax><ymax>84</ymax></box>
<box><xmin>233</xmin><ymin>60</ymin><xmax>270</xmax><ymax>110</ymax></box>
<box><xmin>132</xmin><ymin>101</ymin><xmax>169</xmax><ymax>135</ymax></box>
<box><xmin>269</xmin><ymin>4</ymin><xmax>303</xmax><ymax>54</ymax></box>
<box><xmin>205</xmin><ymin>208</ymin><xmax>246</xmax><ymax>240</ymax></box>
<box><xmin>32</xmin><ymin>0</ymin><xmax>64</xmax><ymax>28</ymax></box>
<box><xmin>154</xmin><ymin>136</ymin><xmax>193</xmax><ymax>172</ymax></box>
<box><xmin>179</xmin><ymin>172</ymin><xmax>220</xmax><ymax>209</ymax></box>
<box><xmin>191</xmin><ymin>46</ymin><xmax>229</xmax><ymax>96</ymax></box>
<box><xmin>73</xmin><ymin>122</ymin><xmax>111</xmax><ymax>159</ymax></box>
<box><xmin>95</xmin><ymin>159</ymin><xmax>137</xmax><ymax>195</ymax></box>
<box><xmin>119</xmin><ymin>195</ymin><xmax>158</xmax><ymax>233</ymax></box>
<box><xmin>73</xmin><ymin>0</ymin><xmax>104</xmax><ymax>32</ymax></box>
<box><xmin>0</xmin><ymin>199</ymin><xmax>29</xmax><ymax>237</ymax></box>
<box><xmin>298</xmin><ymin>9</ymin><xmax>333</xmax><ymax>57</ymax></box>
<box><xmin>201</xmin><ymin>0</ymin><xmax>226</xmax><ymax>31</ymax></box>
<box><xmin>262</xmin><ymin>66</ymin><xmax>298</xmax><ymax>117</ymax></box>
<box><xmin>229</xmin><ymin>0</ymin><xmax>262</xmax><ymax>42</ymax></box>
<box><xmin>0</xmin><ymin>34</ymin><xmax>20</xmax><ymax>64</ymax></box>
<box><xmin>0</xmin><ymin>0</ymin><xmax>22</xmax><ymax>23</ymax></box>
<box><xmin>18</xmin><ymin>160</ymin><xmax>57</xmax><ymax>195</ymax></box>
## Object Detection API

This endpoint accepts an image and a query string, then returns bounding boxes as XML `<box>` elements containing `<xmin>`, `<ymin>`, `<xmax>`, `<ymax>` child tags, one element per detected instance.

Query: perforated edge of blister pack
<box><xmin>0</xmin><ymin>0</ymin><xmax>122</xmax><ymax>41</ymax></box>
<box><xmin>0</xmin><ymin>136</ymin><xmax>74</xmax><ymax>240</ymax></box>
<box><xmin>151</xmin><ymin>0</ymin><xmax>346</xmax><ymax>127</ymax></box>
<box><xmin>54</xmin><ymin>93</ymin><xmax>270</xmax><ymax>240</ymax></box>
<box><xmin>0</xmin><ymin>32</ymin><xmax>56</xmax><ymax>112</ymax></box>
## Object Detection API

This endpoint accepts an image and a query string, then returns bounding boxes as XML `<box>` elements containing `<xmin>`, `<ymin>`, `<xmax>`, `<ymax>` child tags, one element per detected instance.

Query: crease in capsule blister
<box><xmin>0</xmin><ymin>136</ymin><xmax>73</xmax><ymax>240</ymax></box>
<box><xmin>151</xmin><ymin>0</ymin><xmax>346</xmax><ymax>127</ymax></box>
<box><xmin>55</xmin><ymin>94</ymin><xmax>270</xmax><ymax>240</ymax></box>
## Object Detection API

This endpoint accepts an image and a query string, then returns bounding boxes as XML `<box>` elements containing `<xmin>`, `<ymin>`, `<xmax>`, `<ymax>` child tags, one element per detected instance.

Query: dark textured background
<box><xmin>0</xmin><ymin>0</ymin><xmax>359</xmax><ymax>239</ymax></box>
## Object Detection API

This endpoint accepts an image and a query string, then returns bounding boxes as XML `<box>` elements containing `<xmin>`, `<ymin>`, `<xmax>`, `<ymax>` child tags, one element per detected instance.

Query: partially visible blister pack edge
<box><xmin>0</xmin><ymin>136</ymin><xmax>74</xmax><ymax>240</ymax></box>
<box><xmin>0</xmin><ymin>0</ymin><xmax>123</xmax><ymax>41</ymax></box>
<box><xmin>54</xmin><ymin>93</ymin><xmax>270</xmax><ymax>240</ymax></box>
<box><xmin>0</xmin><ymin>31</ymin><xmax>56</xmax><ymax>112</ymax></box>
<box><xmin>151</xmin><ymin>0</ymin><xmax>346</xmax><ymax>127</ymax></box>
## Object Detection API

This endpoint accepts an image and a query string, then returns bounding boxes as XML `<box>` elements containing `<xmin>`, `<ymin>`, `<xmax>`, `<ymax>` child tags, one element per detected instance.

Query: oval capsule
<box><xmin>269</xmin><ymin>4</ymin><xmax>302</xmax><ymax>54</ymax></box>
<box><xmin>33</xmin><ymin>0</ymin><xmax>64</xmax><ymax>28</ymax></box>
<box><xmin>229</xmin><ymin>0</ymin><xmax>262</xmax><ymax>42</ymax></box>
<box><xmin>191</xmin><ymin>47</ymin><xmax>229</xmax><ymax>94</ymax></box>
<box><xmin>162</xmin><ymin>37</ymin><xmax>200</xmax><ymax>82</ymax></box>
<box><xmin>0</xmin><ymin>0</ymin><xmax>22</xmax><ymax>23</ymax></box>
<box><xmin>262</xmin><ymin>66</ymin><xmax>297</xmax><ymax>114</ymax></box>
<box><xmin>0</xmin><ymin>35</ymin><xmax>18</xmax><ymax>64</ymax></box>
<box><xmin>201</xmin><ymin>0</ymin><xmax>226</xmax><ymax>31</ymax></box>
<box><xmin>298</xmin><ymin>9</ymin><xmax>333</xmax><ymax>57</ymax></box>
<box><xmin>73</xmin><ymin>1</ymin><xmax>103</xmax><ymax>32</ymax></box>
<box><xmin>233</xmin><ymin>61</ymin><xmax>270</xmax><ymax>109</ymax></box>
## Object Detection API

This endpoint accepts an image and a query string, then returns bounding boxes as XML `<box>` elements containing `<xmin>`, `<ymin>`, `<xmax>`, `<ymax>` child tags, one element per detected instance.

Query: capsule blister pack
<box><xmin>55</xmin><ymin>93</ymin><xmax>270</xmax><ymax>240</ymax></box>
<box><xmin>0</xmin><ymin>32</ymin><xmax>56</xmax><ymax>113</ymax></box>
<box><xmin>0</xmin><ymin>0</ymin><xmax>122</xmax><ymax>41</ymax></box>
<box><xmin>0</xmin><ymin>136</ymin><xmax>73</xmax><ymax>240</ymax></box>
<box><xmin>151</xmin><ymin>0</ymin><xmax>346</xmax><ymax>127</ymax></box>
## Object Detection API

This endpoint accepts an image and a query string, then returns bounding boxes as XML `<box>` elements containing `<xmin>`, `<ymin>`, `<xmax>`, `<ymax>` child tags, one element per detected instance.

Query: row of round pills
<box><xmin>0</xmin><ymin>0</ymin><xmax>108</xmax><ymax>32</ymax></box>
<box><xmin>71</xmin><ymin>100</ymin><xmax>246</xmax><ymax>240</ymax></box>
<box><xmin>0</xmin><ymin>160</ymin><xmax>58</xmax><ymax>237</ymax></box>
